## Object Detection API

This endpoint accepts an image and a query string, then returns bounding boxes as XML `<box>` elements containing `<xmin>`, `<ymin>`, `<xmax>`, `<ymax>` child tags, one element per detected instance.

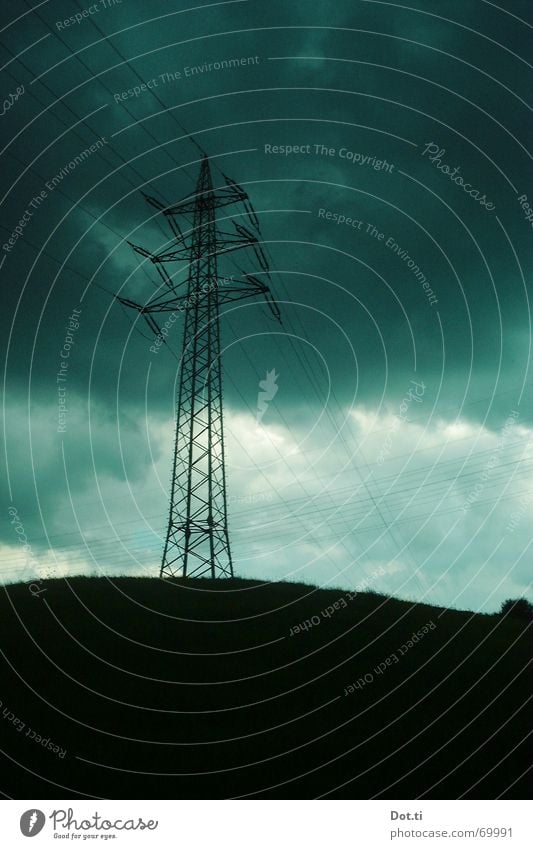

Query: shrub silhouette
<box><xmin>500</xmin><ymin>597</ymin><xmax>533</xmax><ymax>623</ymax></box>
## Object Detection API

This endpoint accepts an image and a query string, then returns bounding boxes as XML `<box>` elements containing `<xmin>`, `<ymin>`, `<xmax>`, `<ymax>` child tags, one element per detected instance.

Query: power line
<box><xmin>2</xmin><ymin>482</ymin><xmax>531</xmax><ymax>580</ymax></box>
<box><xmin>4</xmin><ymin>11</ymin><xmax>530</xmax><ymax>590</ymax></box>
<box><xmin>3</xmin><ymin>454</ymin><xmax>531</xmax><ymax>570</ymax></box>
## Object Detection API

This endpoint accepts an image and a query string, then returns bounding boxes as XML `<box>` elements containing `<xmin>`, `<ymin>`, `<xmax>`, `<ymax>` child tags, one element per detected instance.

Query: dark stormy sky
<box><xmin>1</xmin><ymin>0</ymin><xmax>532</xmax><ymax>611</ymax></box>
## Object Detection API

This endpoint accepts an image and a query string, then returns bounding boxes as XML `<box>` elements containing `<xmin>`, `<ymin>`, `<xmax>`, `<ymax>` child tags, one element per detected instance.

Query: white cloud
<box><xmin>3</xmin><ymin>398</ymin><xmax>531</xmax><ymax>612</ymax></box>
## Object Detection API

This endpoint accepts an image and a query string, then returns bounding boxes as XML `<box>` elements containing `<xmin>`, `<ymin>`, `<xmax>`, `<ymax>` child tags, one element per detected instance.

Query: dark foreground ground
<box><xmin>0</xmin><ymin>576</ymin><xmax>530</xmax><ymax>799</ymax></box>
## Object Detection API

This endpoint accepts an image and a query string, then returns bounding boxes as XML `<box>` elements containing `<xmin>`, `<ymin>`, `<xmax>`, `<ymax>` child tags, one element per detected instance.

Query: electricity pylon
<box><xmin>118</xmin><ymin>156</ymin><xmax>280</xmax><ymax>579</ymax></box>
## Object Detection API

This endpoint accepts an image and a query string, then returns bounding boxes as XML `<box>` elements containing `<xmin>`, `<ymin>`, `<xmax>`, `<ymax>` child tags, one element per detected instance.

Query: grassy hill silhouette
<box><xmin>0</xmin><ymin>576</ymin><xmax>530</xmax><ymax>799</ymax></box>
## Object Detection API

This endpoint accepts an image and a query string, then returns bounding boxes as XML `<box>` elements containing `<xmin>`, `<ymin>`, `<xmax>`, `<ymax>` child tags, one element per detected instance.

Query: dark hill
<box><xmin>0</xmin><ymin>576</ymin><xmax>530</xmax><ymax>799</ymax></box>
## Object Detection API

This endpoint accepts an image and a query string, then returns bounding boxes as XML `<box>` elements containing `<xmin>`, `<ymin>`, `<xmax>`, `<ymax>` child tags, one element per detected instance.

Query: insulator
<box><xmin>253</xmin><ymin>242</ymin><xmax>270</xmax><ymax>271</ymax></box>
<box><xmin>142</xmin><ymin>193</ymin><xmax>166</xmax><ymax>210</ymax></box>
<box><xmin>235</xmin><ymin>222</ymin><xmax>257</xmax><ymax>243</ymax></box>
<box><xmin>244</xmin><ymin>200</ymin><xmax>260</xmax><ymax>229</ymax></box>
<box><xmin>128</xmin><ymin>241</ymin><xmax>152</xmax><ymax>259</ymax></box>
<box><xmin>167</xmin><ymin>215</ymin><xmax>183</xmax><ymax>240</ymax></box>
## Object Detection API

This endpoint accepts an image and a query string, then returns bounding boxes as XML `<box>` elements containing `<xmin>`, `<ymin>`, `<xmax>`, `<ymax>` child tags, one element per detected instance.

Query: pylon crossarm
<box><xmin>156</xmin><ymin>245</ymin><xmax>190</xmax><ymax>261</ymax></box>
<box><xmin>128</xmin><ymin>241</ymin><xmax>186</xmax><ymax>295</ymax></box>
<box><xmin>217</xmin><ymin>228</ymin><xmax>257</xmax><ymax>242</ymax></box>
<box><xmin>157</xmin><ymin>234</ymin><xmax>263</xmax><ymax>263</ymax></box>
<box><xmin>128</xmin><ymin>241</ymin><xmax>180</xmax><ymax>266</ymax></box>
<box><xmin>212</xmin><ymin>240</ymin><xmax>262</xmax><ymax>258</ymax></box>
<box><xmin>219</xmin><ymin>277</ymin><xmax>281</xmax><ymax>322</ymax></box>
<box><xmin>115</xmin><ymin>295</ymin><xmax>169</xmax><ymax>339</ymax></box>
<box><xmin>134</xmin><ymin>295</ymin><xmax>189</xmax><ymax>313</ymax></box>
<box><xmin>156</xmin><ymin>190</ymin><xmax>247</xmax><ymax>217</ymax></box>
<box><xmin>217</xmin><ymin>286</ymin><xmax>270</xmax><ymax>305</ymax></box>
<box><xmin>139</xmin><ymin>279</ymin><xmax>279</xmax><ymax>316</ymax></box>
<box><xmin>140</xmin><ymin>194</ymin><xmax>184</xmax><ymax>239</ymax></box>
<box><xmin>116</xmin><ymin>295</ymin><xmax>142</xmax><ymax>311</ymax></box>
<box><xmin>220</xmin><ymin>287</ymin><xmax>281</xmax><ymax>322</ymax></box>
<box><xmin>172</xmin><ymin>174</ymin><xmax>248</xmax><ymax>204</ymax></box>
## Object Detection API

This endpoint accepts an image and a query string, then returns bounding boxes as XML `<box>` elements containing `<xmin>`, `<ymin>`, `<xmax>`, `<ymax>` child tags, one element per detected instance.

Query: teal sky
<box><xmin>1</xmin><ymin>0</ymin><xmax>532</xmax><ymax>611</ymax></box>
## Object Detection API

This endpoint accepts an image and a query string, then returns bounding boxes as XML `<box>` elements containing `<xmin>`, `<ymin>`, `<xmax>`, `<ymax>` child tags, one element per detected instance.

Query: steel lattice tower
<box><xmin>118</xmin><ymin>156</ymin><xmax>280</xmax><ymax>579</ymax></box>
